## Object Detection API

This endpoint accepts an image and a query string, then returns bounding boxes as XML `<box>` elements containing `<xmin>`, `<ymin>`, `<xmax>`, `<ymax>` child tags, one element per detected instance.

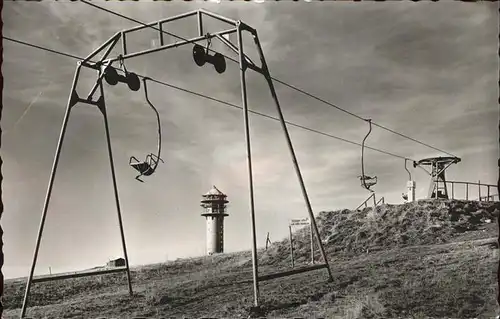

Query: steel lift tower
<box><xmin>413</xmin><ymin>156</ymin><xmax>461</xmax><ymax>199</ymax></box>
<box><xmin>20</xmin><ymin>9</ymin><xmax>333</xmax><ymax>317</ymax></box>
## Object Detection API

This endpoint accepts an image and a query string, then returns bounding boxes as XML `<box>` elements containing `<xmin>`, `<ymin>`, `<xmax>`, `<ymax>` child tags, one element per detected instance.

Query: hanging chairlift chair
<box><xmin>359</xmin><ymin>119</ymin><xmax>377</xmax><ymax>192</ymax></box>
<box><xmin>129</xmin><ymin>77</ymin><xmax>164</xmax><ymax>182</ymax></box>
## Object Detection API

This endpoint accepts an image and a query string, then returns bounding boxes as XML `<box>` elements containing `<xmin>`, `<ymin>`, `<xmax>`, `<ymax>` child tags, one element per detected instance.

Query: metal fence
<box><xmin>445</xmin><ymin>180</ymin><xmax>498</xmax><ymax>202</ymax></box>
<box><xmin>353</xmin><ymin>180</ymin><xmax>498</xmax><ymax>212</ymax></box>
<box><xmin>355</xmin><ymin>193</ymin><xmax>385</xmax><ymax>211</ymax></box>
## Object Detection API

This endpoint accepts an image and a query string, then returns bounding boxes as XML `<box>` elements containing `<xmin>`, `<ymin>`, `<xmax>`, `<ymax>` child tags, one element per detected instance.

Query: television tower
<box><xmin>201</xmin><ymin>185</ymin><xmax>229</xmax><ymax>255</ymax></box>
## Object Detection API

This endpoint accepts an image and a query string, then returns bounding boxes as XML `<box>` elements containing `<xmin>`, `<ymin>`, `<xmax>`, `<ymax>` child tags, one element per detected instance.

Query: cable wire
<box><xmin>3</xmin><ymin>35</ymin><xmax>414</xmax><ymax>162</ymax></box>
<box><xmin>3</xmin><ymin>37</ymin><xmax>83</xmax><ymax>60</ymax></box>
<box><xmin>79</xmin><ymin>0</ymin><xmax>458</xmax><ymax>159</ymax></box>
<box><xmin>271</xmin><ymin>79</ymin><xmax>458</xmax><ymax>157</ymax></box>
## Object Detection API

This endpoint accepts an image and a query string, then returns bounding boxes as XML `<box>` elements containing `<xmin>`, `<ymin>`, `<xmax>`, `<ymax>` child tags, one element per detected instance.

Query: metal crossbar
<box><xmin>32</xmin><ymin>267</ymin><xmax>128</xmax><ymax>284</ymax></box>
<box><xmin>258</xmin><ymin>263</ymin><xmax>328</xmax><ymax>282</ymax></box>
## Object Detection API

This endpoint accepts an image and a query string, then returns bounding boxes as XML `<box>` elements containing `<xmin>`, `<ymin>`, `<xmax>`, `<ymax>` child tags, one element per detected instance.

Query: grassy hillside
<box><xmin>4</xmin><ymin>199</ymin><xmax>500</xmax><ymax>318</ymax></box>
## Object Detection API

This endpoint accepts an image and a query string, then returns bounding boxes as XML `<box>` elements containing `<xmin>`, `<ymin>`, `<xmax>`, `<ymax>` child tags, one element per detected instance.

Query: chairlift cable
<box><xmin>3</xmin><ymin>37</ymin><xmax>83</xmax><ymax>60</ymax></box>
<box><xmin>3</xmin><ymin>36</ymin><xmax>418</xmax><ymax>164</ymax></box>
<box><xmin>79</xmin><ymin>0</ymin><xmax>458</xmax><ymax>159</ymax></box>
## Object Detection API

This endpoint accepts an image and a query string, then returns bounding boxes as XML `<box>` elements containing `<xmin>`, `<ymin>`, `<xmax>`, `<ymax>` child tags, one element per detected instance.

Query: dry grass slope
<box><xmin>4</xmin><ymin>199</ymin><xmax>500</xmax><ymax>318</ymax></box>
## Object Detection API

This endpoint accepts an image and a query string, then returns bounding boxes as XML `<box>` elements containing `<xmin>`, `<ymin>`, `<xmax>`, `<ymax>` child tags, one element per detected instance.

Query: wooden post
<box><xmin>289</xmin><ymin>226</ymin><xmax>294</xmax><ymax>268</ymax></box>
<box><xmin>487</xmin><ymin>185</ymin><xmax>490</xmax><ymax>202</ymax></box>
<box><xmin>435</xmin><ymin>178</ymin><xmax>438</xmax><ymax>199</ymax></box>
<box><xmin>265</xmin><ymin>232</ymin><xmax>270</xmax><ymax>250</ymax></box>
<box><xmin>466</xmin><ymin>183</ymin><xmax>469</xmax><ymax>200</ymax></box>
<box><xmin>451</xmin><ymin>182</ymin><xmax>454</xmax><ymax>200</ymax></box>
<box><xmin>478</xmin><ymin>180</ymin><xmax>481</xmax><ymax>201</ymax></box>
<box><xmin>310</xmin><ymin>222</ymin><xmax>314</xmax><ymax>264</ymax></box>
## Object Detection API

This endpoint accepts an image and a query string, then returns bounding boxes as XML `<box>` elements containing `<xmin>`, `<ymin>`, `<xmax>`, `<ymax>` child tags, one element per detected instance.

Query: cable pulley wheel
<box><xmin>126</xmin><ymin>72</ymin><xmax>141</xmax><ymax>91</ymax></box>
<box><xmin>213</xmin><ymin>53</ymin><xmax>226</xmax><ymax>74</ymax></box>
<box><xmin>103</xmin><ymin>67</ymin><xmax>119</xmax><ymax>86</ymax></box>
<box><xmin>193</xmin><ymin>44</ymin><xmax>207</xmax><ymax>67</ymax></box>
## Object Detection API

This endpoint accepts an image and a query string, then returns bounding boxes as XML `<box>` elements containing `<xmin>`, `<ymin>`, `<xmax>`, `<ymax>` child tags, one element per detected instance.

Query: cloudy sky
<box><xmin>2</xmin><ymin>1</ymin><xmax>498</xmax><ymax>279</ymax></box>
